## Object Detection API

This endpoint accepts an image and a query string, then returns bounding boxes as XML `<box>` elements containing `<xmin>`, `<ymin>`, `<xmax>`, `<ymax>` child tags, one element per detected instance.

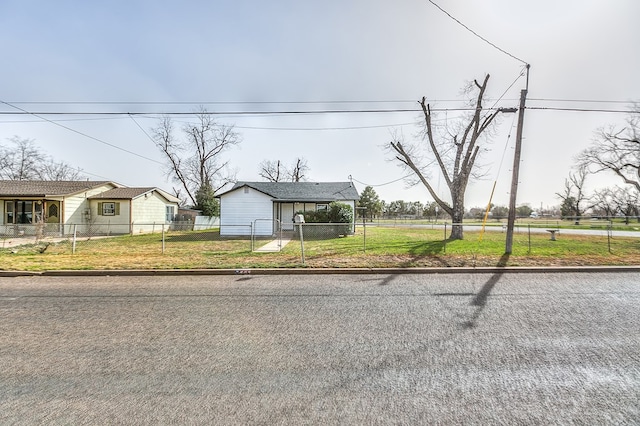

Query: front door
<box><xmin>280</xmin><ymin>203</ymin><xmax>294</xmax><ymax>231</ymax></box>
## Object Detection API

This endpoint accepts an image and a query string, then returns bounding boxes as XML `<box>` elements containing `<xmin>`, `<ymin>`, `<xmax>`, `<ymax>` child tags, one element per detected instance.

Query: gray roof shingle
<box><xmin>221</xmin><ymin>181</ymin><xmax>359</xmax><ymax>202</ymax></box>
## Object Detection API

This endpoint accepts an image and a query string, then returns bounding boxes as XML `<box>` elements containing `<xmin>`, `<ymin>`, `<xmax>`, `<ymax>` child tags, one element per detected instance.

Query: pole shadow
<box><xmin>462</xmin><ymin>253</ymin><xmax>510</xmax><ymax>329</ymax></box>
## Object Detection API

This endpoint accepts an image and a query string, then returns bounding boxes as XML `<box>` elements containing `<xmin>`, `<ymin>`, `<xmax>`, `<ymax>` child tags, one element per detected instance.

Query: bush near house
<box><xmin>295</xmin><ymin>202</ymin><xmax>354</xmax><ymax>238</ymax></box>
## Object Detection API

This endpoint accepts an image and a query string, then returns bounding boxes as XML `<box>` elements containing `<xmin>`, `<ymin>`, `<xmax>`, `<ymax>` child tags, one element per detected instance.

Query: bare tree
<box><xmin>578</xmin><ymin>108</ymin><xmax>640</xmax><ymax>192</ymax></box>
<box><xmin>0</xmin><ymin>136</ymin><xmax>82</xmax><ymax>180</ymax></box>
<box><xmin>259</xmin><ymin>159</ymin><xmax>284</xmax><ymax>182</ymax></box>
<box><xmin>37</xmin><ymin>159</ymin><xmax>83</xmax><ymax>180</ymax></box>
<box><xmin>610</xmin><ymin>186</ymin><xmax>639</xmax><ymax>223</ymax></box>
<box><xmin>388</xmin><ymin>75</ymin><xmax>502</xmax><ymax>239</ymax></box>
<box><xmin>288</xmin><ymin>157</ymin><xmax>309</xmax><ymax>182</ymax></box>
<box><xmin>153</xmin><ymin>110</ymin><xmax>241</xmax><ymax>207</ymax></box>
<box><xmin>259</xmin><ymin>157</ymin><xmax>309</xmax><ymax>182</ymax></box>
<box><xmin>590</xmin><ymin>187</ymin><xmax>618</xmax><ymax>218</ymax></box>
<box><xmin>556</xmin><ymin>165</ymin><xmax>589</xmax><ymax>223</ymax></box>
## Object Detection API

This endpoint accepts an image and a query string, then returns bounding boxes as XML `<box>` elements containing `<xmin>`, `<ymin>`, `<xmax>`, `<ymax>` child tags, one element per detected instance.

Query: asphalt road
<box><xmin>1</xmin><ymin>272</ymin><xmax>639</xmax><ymax>425</ymax></box>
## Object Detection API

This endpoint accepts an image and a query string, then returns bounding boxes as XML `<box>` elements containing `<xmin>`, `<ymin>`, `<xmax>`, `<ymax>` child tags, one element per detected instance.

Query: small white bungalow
<box><xmin>0</xmin><ymin>180</ymin><xmax>180</xmax><ymax>236</ymax></box>
<box><xmin>216</xmin><ymin>181</ymin><xmax>359</xmax><ymax>236</ymax></box>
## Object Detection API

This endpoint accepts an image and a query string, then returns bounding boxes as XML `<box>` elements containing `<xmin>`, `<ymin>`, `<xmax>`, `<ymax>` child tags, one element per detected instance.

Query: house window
<box><xmin>316</xmin><ymin>204</ymin><xmax>328</xmax><ymax>211</ymax></box>
<box><xmin>5</xmin><ymin>201</ymin><xmax>14</xmax><ymax>224</ymax></box>
<box><xmin>17</xmin><ymin>201</ymin><xmax>33</xmax><ymax>224</ymax></box>
<box><xmin>166</xmin><ymin>206</ymin><xmax>175</xmax><ymax>222</ymax></box>
<box><xmin>102</xmin><ymin>202</ymin><xmax>116</xmax><ymax>216</ymax></box>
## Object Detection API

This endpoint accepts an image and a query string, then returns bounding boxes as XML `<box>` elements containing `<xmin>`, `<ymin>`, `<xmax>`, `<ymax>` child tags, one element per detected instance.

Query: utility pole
<box><xmin>505</xmin><ymin>64</ymin><xmax>530</xmax><ymax>254</ymax></box>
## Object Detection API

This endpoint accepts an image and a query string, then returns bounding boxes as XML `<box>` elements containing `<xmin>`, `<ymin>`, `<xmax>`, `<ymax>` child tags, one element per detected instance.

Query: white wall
<box><xmin>193</xmin><ymin>216</ymin><xmax>220</xmax><ymax>230</ymax></box>
<box><xmin>220</xmin><ymin>187</ymin><xmax>273</xmax><ymax>236</ymax></box>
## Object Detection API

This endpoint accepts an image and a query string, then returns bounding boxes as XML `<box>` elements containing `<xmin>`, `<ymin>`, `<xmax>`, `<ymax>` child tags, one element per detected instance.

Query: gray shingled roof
<box><xmin>0</xmin><ymin>180</ymin><xmax>112</xmax><ymax>197</ymax></box>
<box><xmin>88</xmin><ymin>187</ymin><xmax>155</xmax><ymax>199</ymax></box>
<box><xmin>221</xmin><ymin>181</ymin><xmax>359</xmax><ymax>201</ymax></box>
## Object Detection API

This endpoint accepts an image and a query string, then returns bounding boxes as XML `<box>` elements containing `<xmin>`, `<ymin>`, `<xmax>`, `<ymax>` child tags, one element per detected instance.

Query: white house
<box><xmin>0</xmin><ymin>180</ymin><xmax>180</xmax><ymax>236</ymax></box>
<box><xmin>216</xmin><ymin>181</ymin><xmax>360</xmax><ymax>236</ymax></box>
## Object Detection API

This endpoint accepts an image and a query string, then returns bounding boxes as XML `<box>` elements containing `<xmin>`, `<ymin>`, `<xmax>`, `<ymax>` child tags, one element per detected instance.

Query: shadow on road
<box><xmin>463</xmin><ymin>253</ymin><xmax>510</xmax><ymax>329</ymax></box>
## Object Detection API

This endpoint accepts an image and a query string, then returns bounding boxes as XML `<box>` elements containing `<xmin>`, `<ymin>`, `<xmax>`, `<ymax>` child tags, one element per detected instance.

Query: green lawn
<box><xmin>1</xmin><ymin>226</ymin><xmax>639</xmax><ymax>271</ymax></box>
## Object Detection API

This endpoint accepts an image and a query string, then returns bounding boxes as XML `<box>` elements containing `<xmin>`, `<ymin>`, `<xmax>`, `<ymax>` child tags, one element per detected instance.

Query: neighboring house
<box><xmin>0</xmin><ymin>180</ymin><xmax>180</xmax><ymax>236</ymax></box>
<box><xmin>217</xmin><ymin>181</ymin><xmax>359</xmax><ymax>236</ymax></box>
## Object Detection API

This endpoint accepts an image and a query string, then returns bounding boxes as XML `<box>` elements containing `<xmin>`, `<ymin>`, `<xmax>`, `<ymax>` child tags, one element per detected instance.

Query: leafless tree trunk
<box><xmin>389</xmin><ymin>75</ymin><xmax>502</xmax><ymax>239</ymax></box>
<box><xmin>556</xmin><ymin>165</ymin><xmax>589</xmax><ymax>224</ymax></box>
<box><xmin>259</xmin><ymin>157</ymin><xmax>309</xmax><ymax>182</ymax></box>
<box><xmin>153</xmin><ymin>110</ymin><xmax>241</xmax><ymax>207</ymax></box>
<box><xmin>610</xmin><ymin>186</ymin><xmax>639</xmax><ymax>224</ymax></box>
<box><xmin>590</xmin><ymin>187</ymin><xmax>617</xmax><ymax>218</ymax></box>
<box><xmin>259</xmin><ymin>160</ymin><xmax>283</xmax><ymax>182</ymax></box>
<box><xmin>289</xmin><ymin>158</ymin><xmax>308</xmax><ymax>182</ymax></box>
<box><xmin>578</xmin><ymin>109</ymin><xmax>640</xmax><ymax>192</ymax></box>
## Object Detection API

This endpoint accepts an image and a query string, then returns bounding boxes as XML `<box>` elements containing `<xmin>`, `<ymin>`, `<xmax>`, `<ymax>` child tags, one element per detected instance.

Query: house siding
<box><xmin>87</xmin><ymin>200</ymin><xmax>131</xmax><ymax>234</ymax></box>
<box><xmin>63</xmin><ymin>184</ymin><xmax>117</xmax><ymax>226</ymax></box>
<box><xmin>220</xmin><ymin>187</ymin><xmax>273</xmax><ymax>236</ymax></box>
<box><xmin>0</xmin><ymin>181</ymin><xmax>182</xmax><ymax>237</ymax></box>
<box><xmin>131</xmin><ymin>193</ymin><xmax>178</xmax><ymax>227</ymax></box>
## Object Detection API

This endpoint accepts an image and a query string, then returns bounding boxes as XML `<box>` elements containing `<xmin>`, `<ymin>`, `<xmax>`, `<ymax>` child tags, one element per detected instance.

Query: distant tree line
<box><xmin>357</xmin><ymin>184</ymin><xmax>639</xmax><ymax>224</ymax></box>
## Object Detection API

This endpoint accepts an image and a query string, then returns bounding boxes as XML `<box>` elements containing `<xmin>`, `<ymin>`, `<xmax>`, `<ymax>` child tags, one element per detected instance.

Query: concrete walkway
<box><xmin>254</xmin><ymin>232</ymin><xmax>294</xmax><ymax>252</ymax></box>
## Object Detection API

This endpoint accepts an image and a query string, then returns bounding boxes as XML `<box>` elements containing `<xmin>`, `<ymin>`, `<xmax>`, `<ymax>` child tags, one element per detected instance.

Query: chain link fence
<box><xmin>1</xmin><ymin>220</ymin><xmax>639</xmax><ymax>268</ymax></box>
<box><xmin>0</xmin><ymin>222</ymin><xmax>250</xmax><ymax>254</ymax></box>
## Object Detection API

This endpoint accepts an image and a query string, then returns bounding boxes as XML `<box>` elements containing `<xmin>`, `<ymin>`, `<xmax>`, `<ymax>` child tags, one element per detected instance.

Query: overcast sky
<box><xmin>1</xmin><ymin>0</ymin><xmax>639</xmax><ymax>210</ymax></box>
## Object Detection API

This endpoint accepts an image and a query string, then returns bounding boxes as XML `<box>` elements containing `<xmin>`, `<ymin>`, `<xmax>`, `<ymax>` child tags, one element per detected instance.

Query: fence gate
<box><xmin>251</xmin><ymin>219</ymin><xmax>282</xmax><ymax>252</ymax></box>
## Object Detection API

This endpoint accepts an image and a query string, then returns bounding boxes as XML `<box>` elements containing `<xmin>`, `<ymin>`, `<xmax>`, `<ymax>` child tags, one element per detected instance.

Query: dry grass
<box><xmin>1</xmin><ymin>227</ymin><xmax>639</xmax><ymax>271</ymax></box>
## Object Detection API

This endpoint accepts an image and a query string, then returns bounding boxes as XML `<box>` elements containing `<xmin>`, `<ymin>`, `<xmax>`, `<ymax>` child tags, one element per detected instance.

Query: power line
<box><xmin>0</xmin><ymin>116</ymin><xmax>128</xmax><ymax>124</ymax></box>
<box><xmin>351</xmin><ymin>174</ymin><xmax>415</xmax><ymax>187</ymax></box>
<box><xmin>526</xmin><ymin>106</ymin><xmax>638</xmax><ymax>114</ymax></box>
<box><xmin>3</xmin><ymin>97</ymin><xmax>637</xmax><ymax>106</ymax></box>
<box><xmin>128</xmin><ymin>113</ymin><xmax>159</xmax><ymax>148</ymax></box>
<box><xmin>0</xmin><ymin>99</ymin><xmax>165</xmax><ymax>165</ymax></box>
<box><xmin>528</xmin><ymin>98</ymin><xmax>636</xmax><ymax>104</ymax></box>
<box><xmin>0</xmin><ymin>108</ymin><xmax>465</xmax><ymax>116</ymax></box>
<box><xmin>1</xmin><ymin>99</ymin><xmax>458</xmax><ymax>106</ymax></box>
<box><xmin>235</xmin><ymin>123</ymin><xmax>417</xmax><ymax>131</ymax></box>
<box><xmin>426</xmin><ymin>0</ymin><xmax>527</xmax><ymax>65</ymax></box>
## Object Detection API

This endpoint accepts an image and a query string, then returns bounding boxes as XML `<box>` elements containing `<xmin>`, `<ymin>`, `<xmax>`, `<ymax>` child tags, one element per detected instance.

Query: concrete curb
<box><xmin>1</xmin><ymin>265</ymin><xmax>640</xmax><ymax>277</ymax></box>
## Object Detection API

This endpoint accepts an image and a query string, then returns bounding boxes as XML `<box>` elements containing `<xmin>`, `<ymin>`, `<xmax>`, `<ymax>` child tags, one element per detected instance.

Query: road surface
<box><xmin>1</xmin><ymin>272</ymin><xmax>639</xmax><ymax>424</ymax></box>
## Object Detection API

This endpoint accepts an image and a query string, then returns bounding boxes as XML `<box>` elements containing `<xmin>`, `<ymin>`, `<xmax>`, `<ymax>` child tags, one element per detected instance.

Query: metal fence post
<box><xmin>363</xmin><ymin>219</ymin><xmax>366</xmax><ymax>253</ymax></box>
<box><xmin>162</xmin><ymin>224</ymin><xmax>165</xmax><ymax>254</ymax></box>
<box><xmin>299</xmin><ymin>223</ymin><xmax>305</xmax><ymax>265</ymax></box>
<box><xmin>443</xmin><ymin>222</ymin><xmax>447</xmax><ymax>254</ymax></box>
<box><xmin>72</xmin><ymin>224</ymin><xmax>77</xmax><ymax>254</ymax></box>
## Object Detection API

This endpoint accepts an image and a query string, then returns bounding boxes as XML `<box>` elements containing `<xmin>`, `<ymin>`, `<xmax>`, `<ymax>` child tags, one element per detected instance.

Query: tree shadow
<box><xmin>462</xmin><ymin>253</ymin><xmax>510</xmax><ymax>329</ymax></box>
<box><xmin>399</xmin><ymin>239</ymin><xmax>451</xmax><ymax>268</ymax></box>
<box><xmin>163</xmin><ymin>231</ymin><xmax>222</xmax><ymax>242</ymax></box>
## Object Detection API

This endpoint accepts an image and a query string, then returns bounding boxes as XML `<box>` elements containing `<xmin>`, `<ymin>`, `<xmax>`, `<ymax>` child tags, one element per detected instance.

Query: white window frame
<box><xmin>102</xmin><ymin>202</ymin><xmax>116</xmax><ymax>216</ymax></box>
<box><xmin>166</xmin><ymin>205</ymin><xmax>175</xmax><ymax>222</ymax></box>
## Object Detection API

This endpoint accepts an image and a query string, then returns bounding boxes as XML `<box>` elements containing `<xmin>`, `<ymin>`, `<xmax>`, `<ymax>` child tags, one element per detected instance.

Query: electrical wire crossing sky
<box><xmin>1</xmin><ymin>0</ymin><xmax>638</xmax><ymax>209</ymax></box>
